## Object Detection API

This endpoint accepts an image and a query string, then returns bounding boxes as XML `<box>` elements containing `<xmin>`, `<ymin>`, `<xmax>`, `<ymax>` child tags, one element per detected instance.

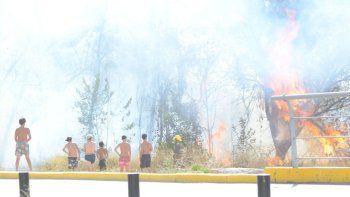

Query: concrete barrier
<box><xmin>265</xmin><ymin>167</ymin><xmax>350</xmax><ymax>183</ymax></box>
<box><xmin>0</xmin><ymin>171</ymin><xmax>256</xmax><ymax>183</ymax></box>
<box><xmin>1</xmin><ymin>168</ymin><xmax>350</xmax><ymax>183</ymax></box>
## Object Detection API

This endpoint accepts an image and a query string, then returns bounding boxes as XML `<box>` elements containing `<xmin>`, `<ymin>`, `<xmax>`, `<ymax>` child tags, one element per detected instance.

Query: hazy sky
<box><xmin>1</xmin><ymin>0</ymin><xmax>350</xmax><ymax>169</ymax></box>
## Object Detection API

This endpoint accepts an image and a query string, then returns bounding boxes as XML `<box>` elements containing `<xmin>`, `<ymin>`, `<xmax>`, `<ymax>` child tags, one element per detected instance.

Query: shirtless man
<box><xmin>139</xmin><ymin>134</ymin><xmax>153</xmax><ymax>172</ymax></box>
<box><xmin>97</xmin><ymin>141</ymin><xmax>108</xmax><ymax>171</ymax></box>
<box><xmin>62</xmin><ymin>137</ymin><xmax>80</xmax><ymax>170</ymax></box>
<box><xmin>115</xmin><ymin>136</ymin><xmax>131</xmax><ymax>172</ymax></box>
<box><xmin>15</xmin><ymin>118</ymin><xmax>32</xmax><ymax>171</ymax></box>
<box><xmin>84</xmin><ymin>134</ymin><xmax>96</xmax><ymax>171</ymax></box>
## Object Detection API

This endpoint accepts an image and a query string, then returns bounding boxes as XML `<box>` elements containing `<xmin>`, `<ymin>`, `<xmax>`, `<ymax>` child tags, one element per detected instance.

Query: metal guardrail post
<box><xmin>128</xmin><ymin>173</ymin><xmax>140</xmax><ymax>197</ymax></box>
<box><xmin>287</xmin><ymin>101</ymin><xmax>298</xmax><ymax>168</ymax></box>
<box><xmin>257</xmin><ymin>175</ymin><xmax>270</xmax><ymax>197</ymax></box>
<box><xmin>19</xmin><ymin>172</ymin><xmax>30</xmax><ymax>197</ymax></box>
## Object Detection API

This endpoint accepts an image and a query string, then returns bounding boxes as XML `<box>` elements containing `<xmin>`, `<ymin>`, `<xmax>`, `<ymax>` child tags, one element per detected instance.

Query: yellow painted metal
<box><xmin>265</xmin><ymin>167</ymin><xmax>350</xmax><ymax>183</ymax></box>
<box><xmin>0</xmin><ymin>172</ymin><xmax>256</xmax><ymax>183</ymax></box>
<box><xmin>1</xmin><ymin>168</ymin><xmax>350</xmax><ymax>183</ymax></box>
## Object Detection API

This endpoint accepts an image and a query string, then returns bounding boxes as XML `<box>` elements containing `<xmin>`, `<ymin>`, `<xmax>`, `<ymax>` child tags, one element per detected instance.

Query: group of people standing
<box><xmin>14</xmin><ymin>118</ymin><xmax>153</xmax><ymax>172</ymax></box>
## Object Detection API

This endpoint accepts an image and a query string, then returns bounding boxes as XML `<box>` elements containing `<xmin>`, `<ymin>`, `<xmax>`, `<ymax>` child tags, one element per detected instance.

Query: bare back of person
<box><xmin>140</xmin><ymin>141</ymin><xmax>152</xmax><ymax>155</ymax></box>
<box><xmin>118</xmin><ymin>142</ymin><xmax>131</xmax><ymax>157</ymax></box>
<box><xmin>84</xmin><ymin>141</ymin><xmax>96</xmax><ymax>155</ymax></box>
<box><xmin>97</xmin><ymin>148</ymin><xmax>108</xmax><ymax>160</ymax></box>
<box><xmin>65</xmin><ymin>143</ymin><xmax>79</xmax><ymax>157</ymax></box>
<box><xmin>15</xmin><ymin>127</ymin><xmax>30</xmax><ymax>142</ymax></box>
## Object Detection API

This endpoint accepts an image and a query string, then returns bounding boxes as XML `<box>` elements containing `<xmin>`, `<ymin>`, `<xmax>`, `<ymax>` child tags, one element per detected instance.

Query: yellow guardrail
<box><xmin>0</xmin><ymin>171</ymin><xmax>257</xmax><ymax>183</ymax></box>
<box><xmin>1</xmin><ymin>168</ymin><xmax>350</xmax><ymax>183</ymax></box>
<box><xmin>265</xmin><ymin>167</ymin><xmax>350</xmax><ymax>183</ymax></box>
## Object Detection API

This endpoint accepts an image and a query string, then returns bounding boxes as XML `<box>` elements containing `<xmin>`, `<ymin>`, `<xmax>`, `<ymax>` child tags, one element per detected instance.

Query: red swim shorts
<box><xmin>119</xmin><ymin>156</ymin><xmax>130</xmax><ymax>167</ymax></box>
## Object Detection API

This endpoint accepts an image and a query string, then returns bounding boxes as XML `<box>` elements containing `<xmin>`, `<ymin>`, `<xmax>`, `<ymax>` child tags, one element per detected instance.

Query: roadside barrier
<box><xmin>257</xmin><ymin>174</ymin><xmax>270</xmax><ymax>197</ymax></box>
<box><xmin>19</xmin><ymin>172</ymin><xmax>30</xmax><ymax>197</ymax></box>
<box><xmin>13</xmin><ymin>172</ymin><xmax>270</xmax><ymax>197</ymax></box>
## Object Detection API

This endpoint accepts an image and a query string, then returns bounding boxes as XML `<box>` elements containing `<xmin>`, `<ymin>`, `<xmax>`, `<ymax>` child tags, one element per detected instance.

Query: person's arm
<box><xmin>139</xmin><ymin>144</ymin><xmax>142</xmax><ymax>160</ymax></box>
<box><xmin>27</xmin><ymin>129</ymin><xmax>32</xmax><ymax>141</ymax></box>
<box><xmin>14</xmin><ymin>130</ymin><xmax>18</xmax><ymax>142</ymax></box>
<box><xmin>150</xmin><ymin>143</ymin><xmax>153</xmax><ymax>153</ymax></box>
<box><xmin>105</xmin><ymin>149</ymin><xmax>109</xmax><ymax>159</ymax></box>
<box><xmin>128</xmin><ymin>144</ymin><xmax>131</xmax><ymax>158</ymax></box>
<box><xmin>115</xmin><ymin>144</ymin><xmax>121</xmax><ymax>156</ymax></box>
<box><xmin>96</xmin><ymin>149</ymin><xmax>100</xmax><ymax>160</ymax></box>
<box><xmin>62</xmin><ymin>144</ymin><xmax>68</xmax><ymax>154</ymax></box>
<box><xmin>75</xmin><ymin>144</ymin><xmax>81</xmax><ymax>160</ymax></box>
<box><xmin>83</xmin><ymin>143</ymin><xmax>86</xmax><ymax>153</ymax></box>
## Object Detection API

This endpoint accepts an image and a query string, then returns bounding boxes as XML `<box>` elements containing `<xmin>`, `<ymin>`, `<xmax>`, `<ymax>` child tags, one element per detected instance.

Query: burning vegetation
<box><xmin>264</xmin><ymin>1</ymin><xmax>350</xmax><ymax>166</ymax></box>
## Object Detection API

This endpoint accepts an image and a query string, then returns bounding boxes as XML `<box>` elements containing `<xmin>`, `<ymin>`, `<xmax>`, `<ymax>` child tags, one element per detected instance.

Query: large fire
<box><xmin>267</xmin><ymin>7</ymin><xmax>348</xmax><ymax>165</ymax></box>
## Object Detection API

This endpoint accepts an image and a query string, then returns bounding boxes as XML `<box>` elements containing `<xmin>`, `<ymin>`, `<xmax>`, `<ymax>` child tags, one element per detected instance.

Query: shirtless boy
<box><xmin>97</xmin><ymin>141</ymin><xmax>108</xmax><ymax>171</ymax></box>
<box><xmin>139</xmin><ymin>134</ymin><xmax>153</xmax><ymax>172</ymax></box>
<box><xmin>115</xmin><ymin>136</ymin><xmax>131</xmax><ymax>172</ymax></box>
<box><xmin>84</xmin><ymin>134</ymin><xmax>96</xmax><ymax>171</ymax></box>
<box><xmin>62</xmin><ymin>137</ymin><xmax>80</xmax><ymax>170</ymax></box>
<box><xmin>15</xmin><ymin>118</ymin><xmax>32</xmax><ymax>171</ymax></box>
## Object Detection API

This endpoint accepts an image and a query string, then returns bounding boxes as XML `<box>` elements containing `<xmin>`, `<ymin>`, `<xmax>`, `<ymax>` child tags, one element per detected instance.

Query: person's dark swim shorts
<box><xmin>85</xmin><ymin>154</ymin><xmax>96</xmax><ymax>164</ymax></box>
<box><xmin>68</xmin><ymin>157</ymin><xmax>78</xmax><ymax>169</ymax></box>
<box><xmin>99</xmin><ymin>159</ymin><xmax>107</xmax><ymax>171</ymax></box>
<box><xmin>140</xmin><ymin>154</ymin><xmax>151</xmax><ymax>168</ymax></box>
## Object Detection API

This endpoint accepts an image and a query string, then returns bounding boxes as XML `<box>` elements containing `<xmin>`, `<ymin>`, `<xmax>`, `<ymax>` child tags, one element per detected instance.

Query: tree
<box><xmin>75</xmin><ymin>73</ymin><xmax>113</xmax><ymax>140</ymax></box>
<box><xmin>152</xmin><ymin>72</ymin><xmax>203</xmax><ymax>146</ymax></box>
<box><xmin>232</xmin><ymin>117</ymin><xmax>256</xmax><ymax>167</ymax></box>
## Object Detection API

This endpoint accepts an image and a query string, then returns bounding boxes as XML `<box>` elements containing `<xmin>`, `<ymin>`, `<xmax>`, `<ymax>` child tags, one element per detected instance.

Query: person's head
<box><xmin>19</xmin><ymin>118</ymin><xmax>26</xmax><ymax>126</ymax></box>
<box><xmin>65</xmin><ymin>137</ymin><xmax>72</xmax><ymax>142</ymax></box>
<box><xmin>122</xmin><ymin>135</ymin><xmax>127</xmax><ymax>142</ymax></box>
<box><xmin>142</xmin><ymin>133</ymin><xmax>147</xmax><ymax>140</ymax></box>
<box><xmin>86</xmin><ymin>134</ymin><xmax>93</xmax><ymax>141</ymax></box>
<box><xmin>99</xmin><ymin>141</ymin><xmax>104</xmax><ymax>148</ymax></box>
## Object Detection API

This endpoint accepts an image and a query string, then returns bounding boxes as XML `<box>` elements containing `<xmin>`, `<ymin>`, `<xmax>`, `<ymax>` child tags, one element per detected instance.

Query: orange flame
<box><xmin>212</xmin><ymin>121</ymin><xmax>232</xmax><ymax>166</ymax></box>
<box><xmin>268</xmin><ymin>7</ymin><xmax>348</xmax><ymax>161</ymax></box>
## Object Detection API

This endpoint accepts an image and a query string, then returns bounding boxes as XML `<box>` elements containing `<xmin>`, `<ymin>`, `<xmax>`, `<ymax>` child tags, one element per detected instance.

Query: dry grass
<box><xmin>38</xmin><ymin>155</ymin><xmax>142</xmax><ymax>172</ymax></box>
<box><xmin>151</xmin><ymin>145</ymin><xmax>211</xmax><ymax>173</ymax></box>
<box><xmin>38</xmin><ymin>145</ymin><xmax>211</xmax><ymax>173</ymax></box>
<box><xmin>37</xmin><ymin>144</ymin><xmax>278</xmax><ymax>172</ymax></box>
<box><xmin>233</xmin><ymin>145</ymin><xmax>275</xmax><ymax>168</ymax></box>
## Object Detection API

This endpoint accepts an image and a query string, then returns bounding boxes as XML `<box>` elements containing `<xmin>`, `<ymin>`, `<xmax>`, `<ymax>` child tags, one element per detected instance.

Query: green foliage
<box><xmin>151</xmin><ymin>144</ymin><xmax>210</xmax><ymax>173</ymax></box>
<box><xmin>233</xmin><ymin>117</ymin><xmax>256</xmax><ymax>151</ymax></box>
<box><xmin>154</xmin><ymin>77</ymin><xmax>204</xmax><ymax>147</ymax></box>
<box><xmin>191</xmin><ymin>164</ymin><xmax>209</xmax><ymax>173</ymax></box>
<box><xmin>75</xmin><ymin>73</ymin><xmax>113</xmax><ymax>139</ymax></box>
<box><xmin>230</xmin><ymin>117</ymin><xmax>276</xmax><ymax>168</ymax></box>
<box><xmin>121</xmin><ymin>98</ymin><xmax>135</xmax><ymax>132</ymax></box>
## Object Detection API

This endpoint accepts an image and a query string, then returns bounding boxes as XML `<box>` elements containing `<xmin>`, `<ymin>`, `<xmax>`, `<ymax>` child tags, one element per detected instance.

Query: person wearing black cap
<box><xmin>62</xmin><ymin>137</ymin><xmax>80</xmax><ymax>170</ymax></box>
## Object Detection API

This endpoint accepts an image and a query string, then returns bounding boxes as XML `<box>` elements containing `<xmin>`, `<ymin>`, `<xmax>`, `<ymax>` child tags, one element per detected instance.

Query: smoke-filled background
<box><xmin>0</xmin><ymin>0</ymin><xmax>350</xmax><ymax>169</ymax></box>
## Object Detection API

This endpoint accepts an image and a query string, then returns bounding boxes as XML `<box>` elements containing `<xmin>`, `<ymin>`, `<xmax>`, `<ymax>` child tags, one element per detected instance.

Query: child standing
<box><xmin>97</xmin><ymin>141</ymin><xmax>108</xmax><ymax>171</ymax></box>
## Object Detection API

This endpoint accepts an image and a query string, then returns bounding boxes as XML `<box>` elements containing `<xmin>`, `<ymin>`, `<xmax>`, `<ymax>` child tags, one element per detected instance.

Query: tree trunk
<box><xmin>264</xmin><ymin>88</ymin><xmax>292</xmax><ymax>160</ymax></box>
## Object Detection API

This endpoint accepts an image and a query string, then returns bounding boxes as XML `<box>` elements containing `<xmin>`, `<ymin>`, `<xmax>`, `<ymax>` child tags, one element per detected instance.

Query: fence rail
<box><xmin>8</xmin><ymin>172</ymin><xmax>270</xmax><ymax>197</ymax></box>
<box><xmin>270</xmin><ymin>91</ymin><xmax>350</xmax><ymax>168</ymax></box>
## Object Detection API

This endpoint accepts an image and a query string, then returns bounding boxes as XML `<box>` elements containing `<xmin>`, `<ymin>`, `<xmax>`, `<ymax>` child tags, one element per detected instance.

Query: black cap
<box><xmin>65</xmin><ymin>137</ymin><xmax>72</xmax><ymax>142</ymax></box>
